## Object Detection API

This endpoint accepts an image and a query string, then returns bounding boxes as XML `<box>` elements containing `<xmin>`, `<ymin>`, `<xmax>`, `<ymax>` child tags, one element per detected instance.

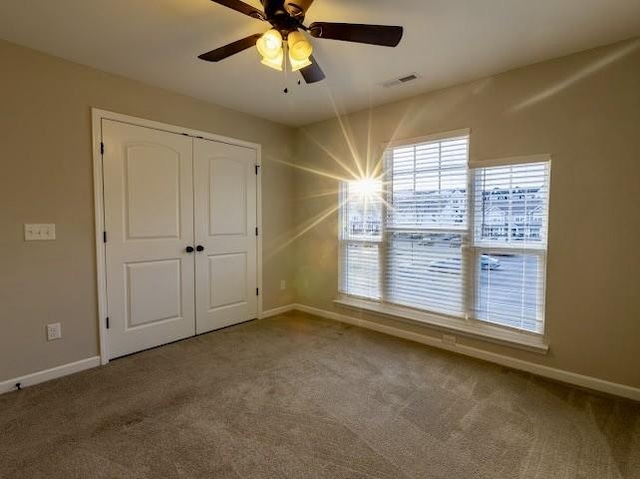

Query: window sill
<box><xmin>333</xmin><ymin>297</ymin><xmax>549</xmax><ymax>354</ymax></box>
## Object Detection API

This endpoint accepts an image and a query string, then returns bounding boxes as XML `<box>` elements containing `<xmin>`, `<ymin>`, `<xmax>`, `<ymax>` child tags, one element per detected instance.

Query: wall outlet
<box><xmin>442</xmin><ymin>334</ymin><xmax>457</xmax><ymax>346</ymax></box>
<box><xmin>280</xmin><ymin>280</ymin><xmax>287</xmax><ymax>290</ymax></box>
<box><xmin>47</xmin><ymin>323</ymin><xmax>62</xmax><ymax>341</ymax></box>
<box><xmin>25</xmin><ymin>224</ymin><xmax>56</xmax><ymax>241</ymax></box>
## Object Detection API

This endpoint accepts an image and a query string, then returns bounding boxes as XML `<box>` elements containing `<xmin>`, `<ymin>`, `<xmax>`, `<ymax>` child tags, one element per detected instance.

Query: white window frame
<box><xmin>338</xmin><ymin>181</ymin><xmax>384</xmax><ymax>301</ymax></box>
<box><xmin>337</xmin><ymin>130</ymin><xmax>551</xmax><ymax>353</ymax></box>
<box><xmin>468</xmin><ymin>156</ymin><xmax>551</xmax><ymax>334</ymax></box>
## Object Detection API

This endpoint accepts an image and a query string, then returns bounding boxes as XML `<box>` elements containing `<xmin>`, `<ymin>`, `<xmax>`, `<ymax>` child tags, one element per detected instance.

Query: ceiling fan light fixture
<box><xmin>200</xmin><ymin>0</ymin><xmax>405</xmax><ymax>84</ymax></box>
<box><xmin>289</xmin><ymin>53</ymin><xmax>312</xmax><ymax>72</ymax></box>
<box><xmin>260</xmin><ymin>49</ymin><xmax>284</xmax><ymax>71</ymax></box>
<box><xmin>256</xmin><ymin>29</ymin><xmax>283</xmax><ymax>59</ymax></box>
<box><xmin>287</xmin><ymin>30</ymin><xmax>313</xmax><ymax>62</ymax></box>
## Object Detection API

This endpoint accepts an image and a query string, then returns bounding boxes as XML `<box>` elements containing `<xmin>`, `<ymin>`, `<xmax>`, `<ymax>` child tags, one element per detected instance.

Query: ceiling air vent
<box><xmin>382</xmin><ymin>73</ymin><xmax>420</xmax><ymax>88</ymax></box>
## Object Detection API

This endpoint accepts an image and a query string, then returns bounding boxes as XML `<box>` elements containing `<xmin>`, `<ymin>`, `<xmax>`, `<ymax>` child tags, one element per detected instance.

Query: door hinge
<box><xmin>255</xmin><ymin>227</ymin><xmax>259</xmax><ymax>236</ymax></box>
<box><xmin>103</xmin><ymin>231</ymin><xmax>107</xmax><ymax>243</ymax></box>
<box><xmin>100</xmin><ymin>142</ymin><xmax>105</xmax><ymax>155</ymax></box>
<box><xmin>106</xmin><ymin>317</ymin><xmax>110</xmax><ymax>329</ymax></box>
<box><xmin>256</xmin><ymin>288</ymin><xmax>259</xmax><ymax>296</ymax></box>
<box><xmin>255</xmin><ymin>164</ymin><xmax>260</xmax><ymax>175</ymax></box>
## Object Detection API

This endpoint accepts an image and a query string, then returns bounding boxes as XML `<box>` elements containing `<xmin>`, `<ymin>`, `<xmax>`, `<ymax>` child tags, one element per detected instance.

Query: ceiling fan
<box><xmin>198</xmin><ymin>0</ymin><xmax>404</xmax><ymax>84</ymax></box>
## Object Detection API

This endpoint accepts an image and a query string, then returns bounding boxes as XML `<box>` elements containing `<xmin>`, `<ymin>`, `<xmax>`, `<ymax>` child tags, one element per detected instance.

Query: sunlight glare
<box><xmin>349</xmin><ymin>177</ymin><xmax>382</xmax><ymax>197</ymax></box>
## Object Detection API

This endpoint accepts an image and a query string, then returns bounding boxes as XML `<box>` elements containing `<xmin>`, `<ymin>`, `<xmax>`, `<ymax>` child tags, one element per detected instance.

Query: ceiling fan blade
<box><xmin>300</xmin><ymin>55</ymin><xmax>325</xmax><ymax>84</ymax></box>
<box><xmin>284</xmin><ymin>0</ymin><xmax>315</xmax><ymax>16</ymax></box>
<box><xmin>210</xmin><ymin>0</ymin><xmax>265</xmax><ymax>20</ymax></box>
<box><xmin>198</xmin><ymin>34</ymin><xmax>263</xmax><ymax>62</ymax></box>
<box><xmin>308</xmin><ymin>22</ymin><xmax>403</xmax><ymax>47</ymax></box>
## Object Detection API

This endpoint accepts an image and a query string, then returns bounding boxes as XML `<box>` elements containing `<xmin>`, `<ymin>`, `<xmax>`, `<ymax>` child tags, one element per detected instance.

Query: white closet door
<box><xmin>103</xmin><ymin>120</ymin><xmax>196</xmax><ymax>359</ymax></box>
<box><xmin>194</xmin><ymin>138</ymin><xmax>258</xmax><ymax>334</ymax></box>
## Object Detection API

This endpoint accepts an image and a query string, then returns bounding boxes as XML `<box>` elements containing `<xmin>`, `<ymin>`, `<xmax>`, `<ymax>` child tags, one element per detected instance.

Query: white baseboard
<box><xmin>0</xmin><ymin>306</ymin><xmax>298</xmax><ymax>396</ymax></box>
<box><xmin>260</xmin><ymin>304</ymin><xmax>296</xmax><ymax>319</ymax></box>
<box><xmin>292</xmin><ymin>303</ymin><xmax>640</xmax><ymax>402</ymax></box>
<box><xmin>5</xmin><ymin>307</ymin><xmax>637</xmax><ymax>402</ymax></box>
<box><xmin>0</xmin><ymin>356</ymin><xmax>101</xmax><ymax>395</ymax></box>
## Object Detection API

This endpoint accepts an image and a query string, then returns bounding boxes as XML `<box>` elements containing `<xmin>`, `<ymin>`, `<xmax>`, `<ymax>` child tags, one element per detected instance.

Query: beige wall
<box><xmin>2</xmin><ymin>36</ymin><xmax>639</xmax><ymax>391</ymax></box>
<box><xmin>0</xmin><ymin>40</ymin><xmax>296</xmax><ymax>382</ymax></box>
<box><xmin>293</xmin><ymin>38</ymin><xmax>640</xmax><ymax>389</ymax></box>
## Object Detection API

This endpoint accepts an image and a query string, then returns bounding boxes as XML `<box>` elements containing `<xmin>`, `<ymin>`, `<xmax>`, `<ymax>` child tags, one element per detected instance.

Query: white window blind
<box><xmin>339</xmin><ymin>132</ymin><xmax>551</xmax><ymax>336</ymax></box>
<box><xmin>386</xmin><ymin>232</ymin><xmax>465</xmax><ymax>317</ymax></box>
<box><xmin>385</xmin><ymin>135</ymin><xmax>469</xmax><ymax>317</ymax></box>
<box><xmin>341</xmin><ymin>243</ymin><xmax>380</xmax><ymax>300</ymax></box>
<box><xmin>387</xmin><ymin>137</ymin><xmax>468</xmax><ymax>230</ymax></box>
<box><xmin>339</xmin><ymin>180</ymin><xmax>382</xmax><ymax>300</ymax></box>
<box><xmin>471</xmin><ymin>161</ymin><xmax>550</xmax><ymax>332</ymax></box>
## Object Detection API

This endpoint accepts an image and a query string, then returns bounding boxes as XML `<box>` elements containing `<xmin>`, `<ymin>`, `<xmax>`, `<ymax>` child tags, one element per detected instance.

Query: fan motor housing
<box><xmin>262</xmin><ymin>0</ymin><xmax>305</xmax><ymax>24</ymax></box>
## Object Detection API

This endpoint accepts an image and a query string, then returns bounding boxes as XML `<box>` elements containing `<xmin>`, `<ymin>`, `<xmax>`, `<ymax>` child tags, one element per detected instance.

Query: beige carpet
<box><xmin>1</xmin><ymin>311</ymin><xmax>639</xmax><ymax>478</ymax></box>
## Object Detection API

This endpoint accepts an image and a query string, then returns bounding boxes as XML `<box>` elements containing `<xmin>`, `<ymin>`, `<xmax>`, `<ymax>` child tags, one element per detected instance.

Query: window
<box><xmin>471</xmin><ymin>160</ymin><xmax>550</xmax><ymax>333</ymax></box>
<box><xmin>385</xmin><ymin>135</ymin><xmax>469</xmax><ymax>318</ymax></box>
<box><xmin>339</xmin><ymin>179</ymin><xmax>383</xmax><ymax>300</ymax></box>
<box><xmin>339</xmin><ymin>131</ymin><xmax>550</xmax><ymax>336</ymax></box>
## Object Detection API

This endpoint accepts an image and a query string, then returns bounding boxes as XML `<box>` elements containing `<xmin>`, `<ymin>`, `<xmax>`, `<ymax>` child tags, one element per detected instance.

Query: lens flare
<box><xmin>348</xmin><ymin>178</ymin><xmax>382</xmax><ymax>197</ymax></box>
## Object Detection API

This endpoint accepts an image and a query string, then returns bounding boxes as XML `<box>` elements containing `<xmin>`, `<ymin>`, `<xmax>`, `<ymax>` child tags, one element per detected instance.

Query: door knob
<box><xmin>186</xmin><ymin>246</ymin><xmax>195</xmax><ymax>253</ymax></box>
<box><xmin>196</xmin><ymin>245</ymin><xmax>205</xmax><ymax>252</ymax></box>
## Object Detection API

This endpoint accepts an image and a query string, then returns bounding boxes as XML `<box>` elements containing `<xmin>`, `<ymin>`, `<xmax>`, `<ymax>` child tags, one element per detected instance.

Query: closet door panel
<box><xmin>102</xmin><ymin>120</ymin><xmax>195</xmax><ymax>358</ymax></box>
<box><xmin>194</xmin><ymin>139</ymin><xmax>257</xmax><ymax>333</ymax></box>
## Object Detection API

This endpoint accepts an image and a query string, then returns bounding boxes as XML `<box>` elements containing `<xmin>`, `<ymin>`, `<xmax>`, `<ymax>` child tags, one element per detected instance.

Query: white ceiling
<box><xmin>1</xmin><ymin>0</ymin><xmax>640</xmax><ymax>126</ymax></box>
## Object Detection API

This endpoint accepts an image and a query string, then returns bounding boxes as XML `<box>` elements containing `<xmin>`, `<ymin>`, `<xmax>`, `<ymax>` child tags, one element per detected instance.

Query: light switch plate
<box><xmin>25</xmin><ymin>224</ymin><xmax>56</xmax><ymax>241</ymax></box>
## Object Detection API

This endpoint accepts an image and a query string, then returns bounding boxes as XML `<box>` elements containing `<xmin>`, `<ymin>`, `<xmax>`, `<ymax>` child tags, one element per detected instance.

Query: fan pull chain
<box><xmin>283</xmin><ymin>40</ymin><xmax>289</xmax><ymax>94</ymax></box>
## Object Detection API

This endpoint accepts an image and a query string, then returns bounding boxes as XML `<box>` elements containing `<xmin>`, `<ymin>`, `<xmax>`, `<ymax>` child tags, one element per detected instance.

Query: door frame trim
<box><xmin>91</xmin><ymin>108</ymin><xmax>263</xmax><ymax>365</ymax></box>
